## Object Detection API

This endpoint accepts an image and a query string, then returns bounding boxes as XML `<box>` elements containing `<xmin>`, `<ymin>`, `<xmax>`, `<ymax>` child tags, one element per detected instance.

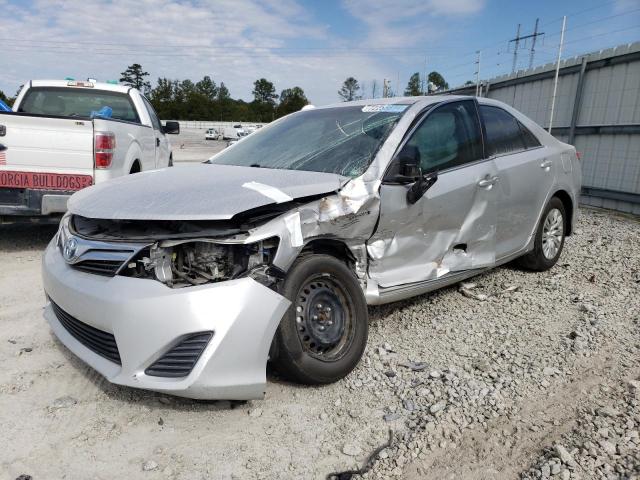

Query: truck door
<box><xmin>142</xmin><ymin>97</ymin><xmax>170</xmax><ymax>168</ymax></box>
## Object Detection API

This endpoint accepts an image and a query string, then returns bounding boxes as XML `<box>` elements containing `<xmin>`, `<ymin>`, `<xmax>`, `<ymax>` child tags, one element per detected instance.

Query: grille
<box><xmin>72</xmin><ymin>259</ymin><xmax>124</xmax><ymax>276</ymax></box>
<box><xmin>145</xmin><ymin>332</ymin><xmax>213</xmax><ymax>378</ymax></box>
<box><xmin>51</xmin><ymin>300</ymin><xmax>121</xmax><ymax>365</ymax></box>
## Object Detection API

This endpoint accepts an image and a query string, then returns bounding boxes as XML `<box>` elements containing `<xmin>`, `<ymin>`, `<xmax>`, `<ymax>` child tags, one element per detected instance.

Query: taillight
<box><xmin>95</xmin><ymin>132</ymin><xmax>115</xmax><ymax>168</ymax></box>
<box><xmin>575</xmin><ymin>151</ymin><xmax>582</xmax><ymax>160</ymax></box>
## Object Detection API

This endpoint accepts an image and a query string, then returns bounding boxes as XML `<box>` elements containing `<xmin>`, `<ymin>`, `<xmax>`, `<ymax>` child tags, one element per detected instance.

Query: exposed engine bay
<box><xmin>120</xmin><ymin>239</ymin><xmax>280</xmax><ymax>288</ymax></box>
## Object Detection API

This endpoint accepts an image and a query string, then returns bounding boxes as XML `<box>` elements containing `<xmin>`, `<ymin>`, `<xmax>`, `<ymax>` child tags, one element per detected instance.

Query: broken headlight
<box><xmin>121</xmin><ymin>238</ymin><xmax>280</xmax><ymax>288</ymax></box>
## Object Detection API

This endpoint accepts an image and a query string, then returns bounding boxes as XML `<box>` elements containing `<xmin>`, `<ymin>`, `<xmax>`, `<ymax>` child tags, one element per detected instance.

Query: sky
<box><xmin>1</xmin><ymin>0</ymin><xmax>639</xmax><ymax>105</ymax></box>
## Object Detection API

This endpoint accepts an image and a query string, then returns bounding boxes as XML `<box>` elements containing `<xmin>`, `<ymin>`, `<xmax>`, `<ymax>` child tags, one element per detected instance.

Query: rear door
<box><xmin>479</xmin><ymin>105</ymin><xmax>554</xmax><ymax>259</ymax></box>
<box><xmin>0</xmin><ymin>114</ymin><xmax>93</xmax><ymax>175</ymax></box>
<box><xmin>369</xmin><ymin>100</ymin><xmax>498</xmax><ymax>288</ymax></box>
<box><xmin>141</xmin><ymin>96</ymin><xmax>170</xmax><ymax>168</ymax></box>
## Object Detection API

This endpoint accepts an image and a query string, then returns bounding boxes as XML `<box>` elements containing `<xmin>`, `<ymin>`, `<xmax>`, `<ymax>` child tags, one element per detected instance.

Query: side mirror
<box><xmin>162</xmin><ymin>121</ymin><xmax>180</xmax><ymax>135</ymax></box>
<box><xmin>385</xmin><ymin>144</ymin><xmax>422</xmax><ymax>184</ymax></box>
<box><xmin>407</xmin><ymin>171</ymin><xmax>438</xmax><ymax>205</ymax></box>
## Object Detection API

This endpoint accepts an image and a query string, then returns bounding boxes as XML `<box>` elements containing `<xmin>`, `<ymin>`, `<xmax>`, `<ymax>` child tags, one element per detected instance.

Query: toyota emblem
<box><xmin>63</xmin><ymin>236</ymin><xmax>78</xmax><ymax>262</ymax></box>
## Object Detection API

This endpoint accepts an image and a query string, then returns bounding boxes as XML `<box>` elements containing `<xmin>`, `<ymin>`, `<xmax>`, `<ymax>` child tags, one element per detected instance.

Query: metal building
<box><xmin>445</xmin><ymin>42</ymin><xmax>640</xmax><ymax>215</ymax></box>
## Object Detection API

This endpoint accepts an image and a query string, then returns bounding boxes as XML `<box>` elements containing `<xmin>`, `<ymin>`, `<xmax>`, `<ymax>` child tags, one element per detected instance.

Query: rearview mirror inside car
<box><xmin>163</xmin><ymin>121</ymin><xmax>180</xmax><ymax>135</ymax></box>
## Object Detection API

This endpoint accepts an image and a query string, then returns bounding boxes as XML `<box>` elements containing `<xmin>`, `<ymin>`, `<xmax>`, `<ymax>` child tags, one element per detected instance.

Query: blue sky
<box><xmin>1</xmin><ymin>0</ymin><xmax>639</xmax><ymax>105</ymax></box>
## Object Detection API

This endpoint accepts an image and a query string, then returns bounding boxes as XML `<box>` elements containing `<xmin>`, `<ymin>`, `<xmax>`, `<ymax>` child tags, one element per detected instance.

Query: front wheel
<box><xmin>517</xmin><ymin>197</ymin><xmax>566</xmax><ymax>271</ymax></box>
<box><xmin>271</xmin><ymin>254</ymin><xmax>368</xmax><ymax>384</ymax></box>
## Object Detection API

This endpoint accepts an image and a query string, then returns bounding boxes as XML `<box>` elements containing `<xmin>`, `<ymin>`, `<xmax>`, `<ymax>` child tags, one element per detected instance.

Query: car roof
<box><xmin>318</xmin><ymin>94</ymin><xmax>472</xmax><ymax>110</ymax></box>
<box><xmin>29</xmin><ymin>79</ymin><xmax>134</xmax><ymax>94</ymax></box>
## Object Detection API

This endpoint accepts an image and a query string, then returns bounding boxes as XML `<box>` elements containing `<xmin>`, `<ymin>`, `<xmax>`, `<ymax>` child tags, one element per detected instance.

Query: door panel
<box><xmin>370</xmin><ymin>162</ymin><xmax>498</xmax><ymax>287</ymax></box>
<box><xmin>478</xmin><ymin>104</ymin><xmax>555</xmax><ymax>258</ymax></box>
<box><xmin>493</xmin><ymin>147</ymin><xmax>555</xmax><ymax>257</ymax></box>
<box><xmin>368</xmin><ymin>99</ymin><xmax>498</xmax><ymax>288</ymax></box>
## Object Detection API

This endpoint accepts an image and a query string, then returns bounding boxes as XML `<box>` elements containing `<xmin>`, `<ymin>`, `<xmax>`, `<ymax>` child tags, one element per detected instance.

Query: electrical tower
<box><xmin>509</xmin><ymin>19</ymin><xmax>544</xmax><ymax>72</ymax></box>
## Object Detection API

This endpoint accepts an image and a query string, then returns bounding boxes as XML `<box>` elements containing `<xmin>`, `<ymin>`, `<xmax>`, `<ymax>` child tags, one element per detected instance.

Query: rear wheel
<box><xmin>517</xmin><ymin>196</ymin><xmax>566</xmax><ymax>271</ymax></box>
<box><xmin>272</xmin><ymin>254</ymin><xmax>368</xmax><ymax>384</ymax></box>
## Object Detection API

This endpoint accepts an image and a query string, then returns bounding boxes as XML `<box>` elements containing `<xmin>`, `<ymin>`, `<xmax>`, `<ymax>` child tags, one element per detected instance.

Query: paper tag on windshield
<box><xmin>361</xmin><ymin>104</ymin><xmax>408</xmax><ymax>113</ymax></box>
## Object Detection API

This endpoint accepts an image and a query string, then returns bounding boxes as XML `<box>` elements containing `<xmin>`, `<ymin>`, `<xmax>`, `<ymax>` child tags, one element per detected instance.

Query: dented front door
<box><xmin>367</xmin><ymin>100</ymin><xmax>498</xmax><ymax>288</ymax></box>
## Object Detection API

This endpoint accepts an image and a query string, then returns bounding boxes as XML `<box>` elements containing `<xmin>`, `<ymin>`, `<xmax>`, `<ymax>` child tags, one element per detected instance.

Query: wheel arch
<box><xmin>551</xmin><ymin>189</ymin><xmax>574</xmax><ymax>235</ymax></box>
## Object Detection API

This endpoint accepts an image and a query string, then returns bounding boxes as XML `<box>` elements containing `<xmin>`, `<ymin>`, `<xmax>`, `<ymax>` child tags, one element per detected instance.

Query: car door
<box><xmin>479</xmin><ymin>105</ymin><xmax>555</xmax><ymax>259</ymax></box>
<box><xmin>368</xmin><ymin>100</ymin><xmax>499</xmax><ymax>288</ymax></box>
<box><xmin>142</xmin><ymin>96</ymin><xmax>170</xmax><ymax>168</ymax></box>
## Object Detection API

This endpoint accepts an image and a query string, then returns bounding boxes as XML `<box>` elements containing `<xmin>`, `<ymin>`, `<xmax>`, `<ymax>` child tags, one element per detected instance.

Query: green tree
<box><xmin>428</xmin><ymin>71</ymin><xmax>448</xmax><ymax>91</ymax></box>
<box><xmin>277</xmin><ymin>87</ymin><xmax>308</xmax><ymax>117</ymax></box>
<box><xmin>338</xmin><ymin>77</ymin><xmax>360</xmax><ymax>102</ymax></box>
<box><xmin>252</xmin><ymin>78</ymin><xmax>278</xmax><ymax>105</ymax></box>
<box><xmin>464</xmin><ymin>80</ymin><xmax>474</xmax><ymax>86</ymax></box>
<box><xmin>149</xmin><ymin>77</ymin><xmax>175</xmax><ymax>118</ymax></box>
<box><xmin>0</xmin><ymin>89</ymin><xmax>11</xmax><ymax>107</ymax></box>
<box><xmin>195</xmin><ymin>76</ymin><xmax>218</xmax><ymax>101</ymax></box>
<box><xmin>120</xmin><ymin>63</ymin><xmax>151</xmax><ymax>92</ymax></box>
<box><xmin>404</xmin><ymin>72</ymin><xmax>422</xmax><ymax>96</ymax></box>
<box><xmin>217</xmin><ymin>82</ymin><xmax>230</xmax><ymax>100</ymax></box>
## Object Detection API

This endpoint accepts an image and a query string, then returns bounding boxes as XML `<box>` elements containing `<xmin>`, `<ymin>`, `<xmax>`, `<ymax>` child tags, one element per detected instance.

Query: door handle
<box><xmin>156</xmin><ymin>138</ymin><xmax>160</xmax><ymax>147</ymax></box>
<box><xmin>540</xmin><ymin>159</ymin><xmax>553</xmax><ymax>169</ymax></box>
<box><xmin>477</xmin><ymin>175</ymin><xmax>499</xmax><ymax>188</ymax></box>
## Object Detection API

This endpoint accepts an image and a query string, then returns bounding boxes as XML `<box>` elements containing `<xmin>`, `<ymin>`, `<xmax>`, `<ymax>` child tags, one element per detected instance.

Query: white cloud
<box><xmin>0</xmin><ymin>0</ymin><xmax>484</xmax><ymax>104</ymax></box>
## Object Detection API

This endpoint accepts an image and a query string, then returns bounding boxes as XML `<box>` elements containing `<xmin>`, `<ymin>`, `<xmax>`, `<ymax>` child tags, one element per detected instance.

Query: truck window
<box><xmin>19</xmin><ymin>87</ymin><xmax>140</xmax><ymax>123</ymax></box>
<box><xmin>142</xmin><ymin>96</ymin><xmax>161</xmax><ymax>130</ymax></box>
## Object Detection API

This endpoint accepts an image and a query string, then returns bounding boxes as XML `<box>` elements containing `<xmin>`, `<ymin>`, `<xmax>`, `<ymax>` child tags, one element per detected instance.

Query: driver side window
<box><xmin>407</xmin><ymin>100</ymin><xmax>482</xmax><ymax>172</ymax></box>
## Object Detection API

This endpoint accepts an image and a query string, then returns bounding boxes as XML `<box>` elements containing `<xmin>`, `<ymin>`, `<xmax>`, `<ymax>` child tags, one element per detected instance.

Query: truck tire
<box><xmin>272</xmin><ymin>254</ymin><xmax>368</xmax><ymax>384</ymax></box>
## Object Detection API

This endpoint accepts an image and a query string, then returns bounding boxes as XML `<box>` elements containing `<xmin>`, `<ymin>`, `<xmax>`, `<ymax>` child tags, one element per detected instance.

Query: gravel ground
<box><xmin>0</xmin><ymin>206</ymin><xmax>638</xmax><ymax>479</ymax></box>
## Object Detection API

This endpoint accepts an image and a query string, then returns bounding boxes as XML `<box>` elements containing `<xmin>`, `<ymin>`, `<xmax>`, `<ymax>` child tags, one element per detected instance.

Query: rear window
<box><xmin>18</xmin><ymin>87</ymin><xmax>139</xmax><ymax>123</ymax></box>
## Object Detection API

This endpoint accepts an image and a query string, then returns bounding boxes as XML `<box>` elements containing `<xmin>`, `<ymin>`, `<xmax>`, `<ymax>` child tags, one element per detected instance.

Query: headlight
<box><xmin>122</xmin><ymin>238</ymin><xmax>280</xmax><ymax>288</ymax></box>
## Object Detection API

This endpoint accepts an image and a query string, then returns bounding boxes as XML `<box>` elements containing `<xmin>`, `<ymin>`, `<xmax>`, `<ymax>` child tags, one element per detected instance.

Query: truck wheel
<box><xmin>130</xmin><ymin>161</ymin><xmax>141</xmax><ymax>174</ymax></box>
<box><xmin>517</xmin><ymin>196</ymin><xmax>566</xmax><ymax>271</ymax></box>
<box><xmin>272</xmin><ymin>254</ymin><xmax>368</xmax><ymax>384</ymax></box>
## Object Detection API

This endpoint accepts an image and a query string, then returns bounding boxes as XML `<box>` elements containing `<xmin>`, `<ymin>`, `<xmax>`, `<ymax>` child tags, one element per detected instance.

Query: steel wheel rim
<box><xmin>542</xmin><ymin>208</ymin><xmax>564</xmax><ymax>260</ymax></box>
<box><xmin>294</xmin><ymin>274</ymin><xmax>355</xmax><ymax>361</ymax></box>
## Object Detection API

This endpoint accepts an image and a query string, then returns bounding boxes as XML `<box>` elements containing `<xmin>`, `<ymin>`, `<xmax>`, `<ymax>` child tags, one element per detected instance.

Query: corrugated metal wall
<box><xmin>446</xmin><ymin>42</ymin><xmax>640</xmax><ymax>215</ymax></box>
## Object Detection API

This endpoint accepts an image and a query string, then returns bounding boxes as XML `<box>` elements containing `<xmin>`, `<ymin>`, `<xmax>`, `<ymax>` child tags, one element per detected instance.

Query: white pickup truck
<box><xmin>0</xmin><ymin>79</ymin><xmax>179</xmax><ymax>221</ymax></box>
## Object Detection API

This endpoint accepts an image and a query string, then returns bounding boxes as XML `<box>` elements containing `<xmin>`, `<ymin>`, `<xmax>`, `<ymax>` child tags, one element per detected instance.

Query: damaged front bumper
<box><xmin>42</xmin><ymin>239</ymin><xmax>291</xmax><ymax>400</ymax></box>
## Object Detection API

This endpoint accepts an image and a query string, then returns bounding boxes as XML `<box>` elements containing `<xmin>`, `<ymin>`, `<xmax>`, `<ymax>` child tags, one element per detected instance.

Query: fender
<box><xmin>124</xmin><ymin>140</ymin><xmax>143</xmax><ymax>173</ymax></box>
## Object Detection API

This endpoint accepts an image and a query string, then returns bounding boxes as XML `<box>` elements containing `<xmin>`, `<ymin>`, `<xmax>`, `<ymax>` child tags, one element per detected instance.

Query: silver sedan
<box><xmin>42</xmin><ymin>96</ymin><xmax>581</xmax><ymax>399</ymax></box>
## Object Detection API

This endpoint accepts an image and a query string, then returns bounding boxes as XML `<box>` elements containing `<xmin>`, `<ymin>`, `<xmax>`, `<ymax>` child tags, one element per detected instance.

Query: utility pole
<box><xmin>529</xmin><ymin>18</ymin><xmax>540</xmax><ymax>69</ymax></box>
<box><xmin>548</xmin><ymin>16</ymin><xmax>566</xmax><ymax>133</ymax></box>
<box><xmin>422</xmin><ymin>56</ymin><xmax>428</xmax><ymax>95</ymax></box>
<box><xmin>510</xmin><ymin>24</ymin><xmax>521</xmax><ymax>73</ymax></box>
<box><xmin>510</xmin><ymin>20</ymin><xmax>544</xmax><ymax>72</ymax></box>
<box><xmin>475</xmin><ymin>50</ymin><xmax>482</xmax><ymax>97</ymax></box>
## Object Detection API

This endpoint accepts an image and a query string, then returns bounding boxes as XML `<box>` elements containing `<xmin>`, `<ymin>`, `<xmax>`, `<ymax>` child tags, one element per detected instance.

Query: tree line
<box><xmin>0</xmin><ymin>63</ymin><xmax>453</xmax><ymax>119</ymax></box>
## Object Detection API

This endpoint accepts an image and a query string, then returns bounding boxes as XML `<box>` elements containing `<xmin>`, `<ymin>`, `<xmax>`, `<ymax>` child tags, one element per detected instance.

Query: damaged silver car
<box><xmin>42</xmin><ymin>96</ymin><xmax>581</xmax><ymax>399</ymax></box>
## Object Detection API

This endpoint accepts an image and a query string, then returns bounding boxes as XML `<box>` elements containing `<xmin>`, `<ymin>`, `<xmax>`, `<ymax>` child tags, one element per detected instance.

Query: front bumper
<box><xmin>42</xmin><ymin>239</ymin><xmax>291</xmax><ymax>400</ymax></box>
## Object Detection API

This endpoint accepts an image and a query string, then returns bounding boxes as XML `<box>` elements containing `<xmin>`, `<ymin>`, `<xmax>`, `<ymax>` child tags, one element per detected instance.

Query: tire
<box><xmin>517</xmin><ymin>196</ymin><xmax>566</xmax><ymax>271</ymax></box>
<box><xmin>272</xmin><ymin>254</ymin><xmax>368</xmax><ymax>384</ymax></box>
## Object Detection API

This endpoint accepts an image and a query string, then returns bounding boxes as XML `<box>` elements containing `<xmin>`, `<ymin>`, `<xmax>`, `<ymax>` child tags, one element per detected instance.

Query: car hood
<box><xmin>68</xmin><ymin>164</ymin><xmax>347</xmax><ymax>220</ymax></box>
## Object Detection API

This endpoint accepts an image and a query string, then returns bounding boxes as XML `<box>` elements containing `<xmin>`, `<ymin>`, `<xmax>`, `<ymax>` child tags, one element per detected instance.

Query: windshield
<box><xmin>210</xmin><ymin>105</ymin><xmax>407</xmax><ymax>177</ymax></box>
<box><xmin>18</xmin><ymin>87</ymin><xmax>139</xmax><ymax>123</ymax></box>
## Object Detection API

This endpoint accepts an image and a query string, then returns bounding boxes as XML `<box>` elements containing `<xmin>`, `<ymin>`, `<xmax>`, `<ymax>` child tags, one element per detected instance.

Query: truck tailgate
<box><xmin>0</xmin><ymin>113</ymin><xmax>94</xmax><ymax>176</ymax></box>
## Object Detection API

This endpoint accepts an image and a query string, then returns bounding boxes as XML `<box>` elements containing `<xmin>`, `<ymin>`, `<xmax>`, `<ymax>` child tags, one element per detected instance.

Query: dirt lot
<box><xmin>1</xmin><ymin>188</ymin><xmax>639</xmax><ymax>477</ymax></box>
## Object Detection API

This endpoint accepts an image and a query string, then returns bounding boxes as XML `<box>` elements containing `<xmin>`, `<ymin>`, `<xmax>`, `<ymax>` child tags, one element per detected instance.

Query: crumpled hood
<box><xmin>68</xmin><ymin>164</ymin><xmax>347</xmax><ymax>220</ymax></box>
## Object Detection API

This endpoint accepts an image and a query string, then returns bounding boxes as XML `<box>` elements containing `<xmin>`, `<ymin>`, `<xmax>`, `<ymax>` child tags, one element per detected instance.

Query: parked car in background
<box><xmin>222</xmin><ymin>124</ymin><xmax>247</xmax><ymax>140</ymax></box>
<box><xmin>42</xmin><ymin>96</ymin><xmax>580</xmax><ymax>400</ymax></box>
<box><xmin>0</xmin><ymin>79</ymin><xmax>179</xmax><ymax>221</ymax></box>
<box><xmin>205</xmin><ymin>128</ymin><xmax>220</xmax><ymax>140</ymax></box>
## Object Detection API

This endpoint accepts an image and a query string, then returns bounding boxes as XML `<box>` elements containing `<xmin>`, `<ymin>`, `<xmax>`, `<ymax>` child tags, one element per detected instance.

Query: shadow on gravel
<box><xmin>0</xmin><ymin>224</ymin><xmax>58</xmax><ymax>252</ymax></box>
